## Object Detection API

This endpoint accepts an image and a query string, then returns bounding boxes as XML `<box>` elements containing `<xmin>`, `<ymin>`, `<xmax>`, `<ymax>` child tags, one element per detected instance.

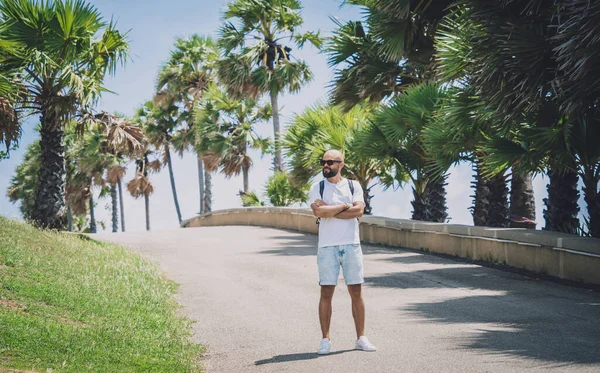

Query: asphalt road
<box><xmin>95</xmin><ymin>226</ymin><xmax>600</xmax><ymax>373</ymax></box>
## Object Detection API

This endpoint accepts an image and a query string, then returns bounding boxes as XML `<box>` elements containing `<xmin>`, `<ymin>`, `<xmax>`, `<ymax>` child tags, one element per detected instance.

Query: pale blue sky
<box><xmin>0</xmin><ymin>0</ymin><xmax>553</xmax><ymax>232</ymax></box>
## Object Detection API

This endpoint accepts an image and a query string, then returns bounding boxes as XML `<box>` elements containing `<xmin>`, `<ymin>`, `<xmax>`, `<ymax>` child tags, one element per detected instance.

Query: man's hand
<box><xmin>335</xmin><ymin>201</ymin><xmax>365</xmax><ymax>219</ymax></box>
<box><xmin>313</xmin><ymin>199</ymin><xmax>327</xmax><ymax>207</ymax></box>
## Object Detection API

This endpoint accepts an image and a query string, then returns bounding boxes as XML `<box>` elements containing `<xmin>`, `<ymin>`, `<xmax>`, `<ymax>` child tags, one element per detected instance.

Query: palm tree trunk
<box><xmin>197</xmin><ymin>155</ymin><xmax>205</xmax><ymax>214</ymax></box>
<box><xmin>203</xmin><ymin>168</ymin><xmax>212</xmax><ymax>213</ymax></box>
<box><xmin>88</xmin><ymin>181</ymin><xmax>97</xmax><ymax>233</ymax></box>
<box><xmin>471</xmin><ymin>161</ymin><xmax>489</xmax><ymax>226</ymax></box>
<box><xmin>242</xmin><ymin>164</ymin><xmax>249</xmax><ymax>193</ymax></box>
<box><xmin>67</xmin><ymin>204</ymin><xmax>73</xmax><ymax>232</ymax></box>
<box><xmin>359</xmin><ymin>180</ymin><xmax>372</xmax><ymax>215</ymax></box>
<box><xmin>270</xmin><ymin>90</ymin><xmax>283</xmax><ymax>172</ymax></box>
<box><xmin>412</xmin><ymin>172</ymin><xmax>448</xmax><ymax>223</ymax></box>
<box><xmin>471</xmin><ymin>160</ymin><xmax>509</xmax><ymax>227</ymax></box>
<box><xmin>411</xmin><ymin>178</ymin><xmax>427</xmax><ymax>221</ymax></box>
<box><xmin>487</xmin><ymin>173</ymin><xmax>510</xmax><ymax>227</ymax></box>
<box><xmin>543</xmin><ymin>165</ymin><xmax>579</xmax><ymax>235</ymax></box>
<box><xmin>164</xmin><ymin>144</ymin><xmax>182</xmax><ymax>224</ymax></box>
<box><xmin>32</xmin><ymin>115</ymin><xmax>66</xmax><ymax>229</ymax></box>
<box><xmin>144</xmin><ymin>193</ymin><xmax>150</xmax><ymax>231</ymax></box>
<box><xmin>426</xmin><ymin>174</ymin><xmax>448</xmax><ymax>223</ymax></box>
<box><xmin>117</xmin><ymin>177</ymin><xmax>125</xmax><ymax>232</ymax></box>
<box><xmin>411</xmin><ymin>189</ymin><xmax>426</xmax><ymax>221</ymax></box>
<box><xmin>582</xmin><ymin>168</ymin><xmax>600</xmax><ymax>238</ymax></box>
<box><xmin>509</xmin><ymin>171</ymin><xmax>536</xmax><ymax>229</ymax></box>
<box><xmin>111</xmin><ymin>183</ymin><xmax>118</xmax><ymax>232</ymax></box>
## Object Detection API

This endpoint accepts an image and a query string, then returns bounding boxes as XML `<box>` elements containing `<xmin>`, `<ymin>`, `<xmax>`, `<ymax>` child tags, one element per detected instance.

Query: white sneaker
<box><xmin>317</xmin><ymin>338</ymin><xmax>331</xmax><ymax>355</ymax></box>
<box><xmin>355</xmin><ymin>336</ymin><xmax>377</xmax><ymax>351</ymax></box>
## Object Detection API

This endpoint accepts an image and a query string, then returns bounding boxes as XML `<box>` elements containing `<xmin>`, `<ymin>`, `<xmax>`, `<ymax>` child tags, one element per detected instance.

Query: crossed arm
<box><xmin>311</xmin><ymin>199</ymin><xmax>365</xmax><ymax>219</ymax></box>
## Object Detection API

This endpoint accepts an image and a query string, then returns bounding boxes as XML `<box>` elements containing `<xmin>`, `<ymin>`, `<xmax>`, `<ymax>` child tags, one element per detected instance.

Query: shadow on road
<box><xmin>257</xmin><ymin>229</ymin><xmax>600</xmax><ymax>365</ymax></box>
<box><xmin>258</xmin><ymin>232</ymin><xmax>316</xmax><ymax>256</ymax></box>
<box><xmin>258</xmin><ymin>233</ymin><xmax>399</xmax><ymax>257</ymax></box>
<box><xmin>365</xmin><ymin>265</ymin><xmax>500</xmax><ymax>290</ymax></box>
<box><xmin>255</xmin><ymin>349</ymin><xmax>355</xmax><ymax>365</ymax></box>
<box><xmin>405</xmin><ymin>295</ymin><xmax>600</xmax><ymax>365</ymax></box>
<box><xmin>365</xmin><ymin>265</ymin><xmax>600</xmax><ymax>365</ymax></box>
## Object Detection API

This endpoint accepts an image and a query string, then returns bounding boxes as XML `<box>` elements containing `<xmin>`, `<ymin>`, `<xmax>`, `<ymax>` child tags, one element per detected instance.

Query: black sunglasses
<box><xmin>320</xmin><ymin>159</ymin><xmax>342</xmax><ymax>166</ymax></box>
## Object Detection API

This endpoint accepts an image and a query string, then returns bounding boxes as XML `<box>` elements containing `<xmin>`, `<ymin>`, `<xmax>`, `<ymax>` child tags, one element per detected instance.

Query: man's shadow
<box><xmin>255</xmin><ymin>349</ymin><xmax>355</xmax><ymax>365</ymax></box>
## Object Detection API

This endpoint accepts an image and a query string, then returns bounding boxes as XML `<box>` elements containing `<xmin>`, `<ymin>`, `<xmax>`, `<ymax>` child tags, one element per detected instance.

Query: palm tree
<box><xmin>74</xmin><ymin>113</ymin><xmax>143</xmax><ymax>232</ymax></box>
<box><xmin>358</xmin><ymin>83</ymin><xmax>449</xmax><ymax>222</ymax></box>
<box><xmin>422</xmin><ymin>87</ymin><xmax>511</xmax><ymax>227</ymax></box>
<box><xmin>158</xmin><ymin>34</ymin><xmax>220</xmax><ymax>214</ymax></box>
<box><xmin>171</xmin><ymin>123</ymin><xmax>217</xmax><ymax>214</ymax></box>
<box><xmin>157</xmin><ymin>35</ymin><xmax>219</xmax><ymax>108</ymax></box>
<box><xmin>0</xmin><ymin>0</ymin><xmax>129</xmax><ymax>229</ymax></box>
<box><xmin>325</xmin><ymin>1</ymin><xmax>461</xmax><ymax>222</ymax></box>
<box><xmin>72</xmin><ymin>120</ymin><xmax>124</xmax><ymax>233</ymax></box>
<box><xmin>194</xmin><ymin>86</ymin><xmax>271</xmax><ymax>194</ymax></box>
<box><xmin>284</xmin><ymin>103</ymin><xmax>397</xmax><ymax>215</ymax></box>
<box><xmin>8</xmin><ymin>125</ymin><xmax>93</xmax><ymax>230</ymax></box>
<box><xmin>433</xmin><ymin>3</ymin><xmax>574</xmax><ymax>232</ymax></box>
<box><xmin>433</xmin><ymin>6</ymin><xmax>549</xmax><ymax>228</ymax></box>
<box><xmin>487</xmin><ymin>98</ymin><xmax>600</xmax><ymax>237</ymax></box>
<box><xmin>127</xmin><ymin>143</ymin><xmax>161</xmax><ymax>231</ymax></box>
<box><xmin>217</xmin><ymin>0</ymin><xmax>321</xmax><ymax>172</ymax></box>
<box><xmin>95</xmin><ymin>112</ymin><xmax>143</xmax><ymax>231</ymax></box>
<box><xmin>325</xmin><ymin>0</ymin><xmax>452</xmax><ymax>110</ymax></box>
<box><xmin>551</xmin><ymin>2</ymin><xmax>600</xmax><ymax>236</ymax></box>
<box><xmin>136</xmin><ymin>100</ymin><xmax>183</xmax><ymax>224</ymax></box>
<box><xmin>7</xmin><ymin>141</ymin><xmax>41</xmax><ymax>219</ymax></box>
<box><xmin>265</xmin><ymin>171</ymin><xmax>308</xmax><ymax>207</ymax></box>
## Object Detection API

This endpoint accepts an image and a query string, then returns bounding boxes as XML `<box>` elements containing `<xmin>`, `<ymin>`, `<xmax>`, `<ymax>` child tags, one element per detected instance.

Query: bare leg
<box><xmin>348</xmin><ymin>284</ymin><xmax>365</xmax><ymax>338</ymax></box>
<box><xmin>319</xmin><ymin>285</ymin><xmax>335</xmax><ymax>339</ymax></box>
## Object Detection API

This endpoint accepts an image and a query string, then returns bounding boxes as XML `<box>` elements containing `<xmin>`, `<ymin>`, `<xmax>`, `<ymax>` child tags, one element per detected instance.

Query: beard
<box><xmin>322</xmin><ymin>168</ymin><xmax>339</xmax><ymax>178</ymax></box>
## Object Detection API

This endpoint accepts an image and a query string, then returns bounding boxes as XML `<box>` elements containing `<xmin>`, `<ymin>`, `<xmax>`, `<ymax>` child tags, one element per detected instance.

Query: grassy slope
<box><xmin>0</xmin><ymin>217</ymin><xmax>202</xmax><ymax>372</ymax></box>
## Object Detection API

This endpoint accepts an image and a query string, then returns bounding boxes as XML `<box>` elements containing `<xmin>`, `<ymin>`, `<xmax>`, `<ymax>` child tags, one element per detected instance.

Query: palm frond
<box><xmin>294</xmin><ymin>31</ymin><xmax>323</xmax><ymax>49</ymax></box>
<box><xmin>434</xmin><ymin>5</ymin><xmax>474</xmax><ymax>82</ymax></box>
<box><xmin>240</xmin><ymin>190</ymin><xmax>265</xmax><ymax>206</ymax></box>
<box><xmin>0</xmin><ymin>96</ymin><xmax>20</xmax><ymax>152</ymax></box>
<box><xmin>218</xmin><ymin>22</ymin><xmax>246</xmax><ymax>53</ymax></box>
<box><xmin>0</xmin><ymin>0</ymin><xmax>130</xmax><ymax>142</ymax></box>
<box><xmin>271</xmin><ymin>60</ymin><xmax>313</xmax><ymax>93</ymax></box>
<box><xmin>127</xmin><ymin>172</ymin><xmax>154</xmax><ymax>198</ymax></box>
<box><xmin>217</xmin><ymin>54</ymin><xmax>262</xmax><ymax>99</ymax></box>
<box><xmin>217</xmin><ymin>0</ymin><xmax>314</xmax><ymax>102</ymax></box>
<box><xmin>478</xmin><ymin>137</ymin><xmax>541</xmax><ymax>178</ymax></box>
<box><xmin>553</xmin><ymin>0</ymin><xmax>600</xmax><ymax>113</ymax></box>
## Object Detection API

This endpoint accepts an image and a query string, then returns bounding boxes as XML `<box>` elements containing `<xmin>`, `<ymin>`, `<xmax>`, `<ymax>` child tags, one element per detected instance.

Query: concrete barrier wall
<box><xmin>181</xmin><ymin>207</ymin><xmax>600</xmax><ymax>286</ymax></box>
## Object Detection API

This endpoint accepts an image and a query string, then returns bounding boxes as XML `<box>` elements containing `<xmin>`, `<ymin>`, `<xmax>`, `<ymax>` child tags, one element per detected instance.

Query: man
<box><xmin>309</xmin><ymin>149</ymin><xmax>377</xmax><ymax>355</ymax></box>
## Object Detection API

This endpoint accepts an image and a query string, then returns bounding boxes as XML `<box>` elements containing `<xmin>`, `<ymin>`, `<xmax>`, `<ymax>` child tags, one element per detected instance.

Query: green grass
<box><xmin>0</xmin><ymin>217</ymin><xmax>203</xmax><ymax>372</ymax></box>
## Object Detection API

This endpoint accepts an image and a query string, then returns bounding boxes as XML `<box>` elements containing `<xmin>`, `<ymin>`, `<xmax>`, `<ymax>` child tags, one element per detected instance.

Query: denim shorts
<box><xmin>317</xmin><ymin>244</ymin><xmax>364</xmax><ymax>286</ymax></box>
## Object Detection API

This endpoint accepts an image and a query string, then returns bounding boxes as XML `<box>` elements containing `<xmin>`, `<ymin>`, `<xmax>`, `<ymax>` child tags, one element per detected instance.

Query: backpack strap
<box><xmin>348</xmin><ymin>179</ymin><xmax>360</xmax><ymax>222</ymax></box>
<box><xmin>319</xmin><ymin>180</ymin><xmax>325</xmax><ymax>199</ymax></box>
<box><xmin>316</xmin><ymin>180</ymin><xmax>325</xmax><ymax>225</ymax></box>
<box><xmin>348</xmin><ymin>179</ymin><xmax>354</xmax><ymax>199</ymax></box>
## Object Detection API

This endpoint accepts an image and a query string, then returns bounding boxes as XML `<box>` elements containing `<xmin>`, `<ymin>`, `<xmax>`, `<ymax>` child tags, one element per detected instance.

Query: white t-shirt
<box><xmin>309</xmin><ymin>178</ymin><xmax>364</xmax><ymax>248</ymax></box>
